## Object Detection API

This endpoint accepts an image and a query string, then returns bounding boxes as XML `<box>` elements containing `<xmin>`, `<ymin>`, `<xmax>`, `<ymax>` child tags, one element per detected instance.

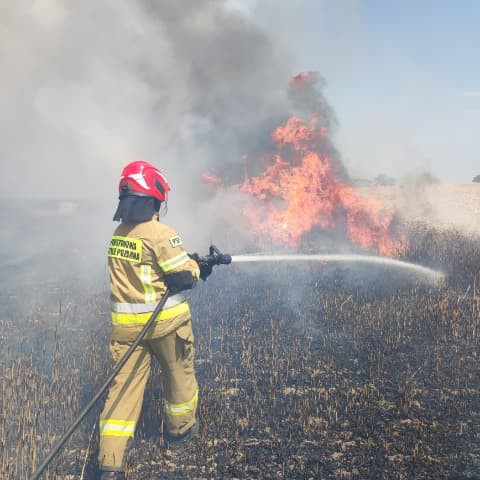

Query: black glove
<box><xmin>189</xmin><ymin>253</ymin><xmax>213</xmax><ymax>281</ymax></box>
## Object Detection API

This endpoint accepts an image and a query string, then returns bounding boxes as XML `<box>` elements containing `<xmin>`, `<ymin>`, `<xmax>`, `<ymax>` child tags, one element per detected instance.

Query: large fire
<box><xmin>207</xmin><ymin>73</ymin><xmax>406</xmax><ymax>256</ymax></box>
<box><xmin>240</xmin><ymin>115</ymin><xmax>404</xmax><ymax>256</ymax></box>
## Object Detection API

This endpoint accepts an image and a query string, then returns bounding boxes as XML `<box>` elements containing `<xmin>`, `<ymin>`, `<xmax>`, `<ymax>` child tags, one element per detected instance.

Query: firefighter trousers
<box><xmin>98</xmin><ymin>319</ymin><xmax>198</xmax><ymax>470</ymax></box>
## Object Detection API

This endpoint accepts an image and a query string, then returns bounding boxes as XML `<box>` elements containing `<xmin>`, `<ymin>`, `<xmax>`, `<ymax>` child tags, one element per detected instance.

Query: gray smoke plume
<box><xmin>0</xmin><ymin>1</ymin><xmax>342</xmax><ymax>284</ymax></box>
<box><xmin>1</xmin><ymin>1</ymin><xmax>294</xmax><ymax>195</ymax></box>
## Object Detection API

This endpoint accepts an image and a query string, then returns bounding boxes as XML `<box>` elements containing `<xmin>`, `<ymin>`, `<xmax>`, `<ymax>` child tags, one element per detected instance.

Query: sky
<box><xmin>245</xmin><ymin>0</ymin><xmax>480</xmax><ymax>182</ymax></box>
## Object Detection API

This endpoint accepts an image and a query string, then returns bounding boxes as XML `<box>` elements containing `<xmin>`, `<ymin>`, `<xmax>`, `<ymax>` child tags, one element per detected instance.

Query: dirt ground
<box><xmin>1</xmin><ymin>194</ymin><xmax>480</xmax><ymax>479</ymax></box>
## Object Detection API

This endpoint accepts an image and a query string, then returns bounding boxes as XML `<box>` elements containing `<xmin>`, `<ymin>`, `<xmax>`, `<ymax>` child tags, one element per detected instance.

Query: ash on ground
<box><xmin>1</xmin><ymin>226</ymin><xmax>479</xmax><ymax>479</ymax></box>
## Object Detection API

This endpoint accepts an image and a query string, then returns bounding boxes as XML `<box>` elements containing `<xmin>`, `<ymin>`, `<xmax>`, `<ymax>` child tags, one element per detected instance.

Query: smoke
<box><xmin>2</xmin><ymin>2</ymin><xmax>476</xmax><ymax>272</ymax></box>
<box><xmin>2</xmin><ymin>0</ymin><xmax>361</xmax><ymax>288</ymax></box>
<box><xmin>0</xmin><ymin>0</ymin><xmax>310</xmax><ymax>277</ymax></box>
<box><xmin>287</xmin><ymin>72</ymin><xmax>346</xmax><ymax>179</ymax></box>
<box><xmin>1</xmin><ymin>0</ymin><xmax>295</xmax><ymax>195</ymax></box>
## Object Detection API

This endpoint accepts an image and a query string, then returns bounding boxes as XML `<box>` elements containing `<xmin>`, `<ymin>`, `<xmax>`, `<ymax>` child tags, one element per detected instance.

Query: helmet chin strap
<box><xmin>157</xmin><ymin>200</ymin><xmax>168</xmax><ymax>218</ymax></box>
<box><xmin>152</xmin><ymin>202</ymin><xmax>168</xmax><ymax>221</ymax></box>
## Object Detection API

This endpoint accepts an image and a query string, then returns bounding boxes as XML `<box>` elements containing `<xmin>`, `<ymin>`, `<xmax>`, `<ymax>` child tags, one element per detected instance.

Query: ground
<box><xmin>1</xmin><ymin>204</ymin><xmax>480</xmax><ymax>479</ymax></box>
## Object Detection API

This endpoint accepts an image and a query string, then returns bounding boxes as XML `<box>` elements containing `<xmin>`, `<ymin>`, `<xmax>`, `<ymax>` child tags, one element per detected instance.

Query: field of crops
<box><xmin>1</xmin><ymin>224</ymin><xmax>479</xmax><ymax>479</ymax></box>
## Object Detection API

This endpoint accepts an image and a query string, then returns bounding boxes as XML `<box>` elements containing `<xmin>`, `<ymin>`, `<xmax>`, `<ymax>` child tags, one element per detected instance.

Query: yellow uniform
<box><xmin>98</xmin><ymin>215</ymin><xmax>200</xmax><ymax>471</ymax></box>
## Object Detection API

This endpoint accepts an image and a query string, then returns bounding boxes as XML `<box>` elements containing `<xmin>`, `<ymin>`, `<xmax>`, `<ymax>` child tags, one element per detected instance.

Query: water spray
<box><xmin>193</xmin><ymin>246</ymin><xmax>444</xmax><ymax>283</ymax></box>
<box><xmin>231</xmin><ymin>253</ymin><xmax>444</xmax><ymax>283</ymax></box>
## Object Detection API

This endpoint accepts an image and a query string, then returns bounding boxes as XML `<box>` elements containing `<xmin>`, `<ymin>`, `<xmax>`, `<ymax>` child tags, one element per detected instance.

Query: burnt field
<box><xmin>1</xmin><ymin>225</ymin><xmax>480</xmax><ymax>479</ymax></box>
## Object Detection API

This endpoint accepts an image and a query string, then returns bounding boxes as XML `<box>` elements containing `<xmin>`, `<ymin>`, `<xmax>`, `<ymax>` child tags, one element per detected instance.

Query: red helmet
<box><xmin>119</xmin><ymin>160</ymin><xmax>170</xmax><ymax>202</ymax></box>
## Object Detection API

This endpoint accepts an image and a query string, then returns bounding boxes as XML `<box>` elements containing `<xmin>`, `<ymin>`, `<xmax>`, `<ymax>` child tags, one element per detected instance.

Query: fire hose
<box><xmin>29</xmin><ymin>245</ymin><xmax>232</xmax><ymax>480</ymax></box>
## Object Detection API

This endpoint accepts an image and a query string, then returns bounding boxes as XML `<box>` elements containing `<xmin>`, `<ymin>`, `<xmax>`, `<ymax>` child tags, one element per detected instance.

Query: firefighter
<box><xmin>97</xmin><ymin>161</ymin><xmax>210</xmax><ymax>480</ymax></box>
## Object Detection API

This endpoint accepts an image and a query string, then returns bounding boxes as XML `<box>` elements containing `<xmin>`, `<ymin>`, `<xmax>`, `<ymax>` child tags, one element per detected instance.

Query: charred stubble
<box><xmin>1</xmin><ymin>225</ymin><xmax>479</xmax><ymax>479</ymax></box>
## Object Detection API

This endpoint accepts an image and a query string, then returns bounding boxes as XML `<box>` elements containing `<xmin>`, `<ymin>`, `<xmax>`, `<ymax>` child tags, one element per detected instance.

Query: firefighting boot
<box><xmin>164</xmin><ymin>421</ymin><xmax>199</xmax><ymax>450</ymax></box>
<box><xmin>97</xmin><ymin>470</ymin><xmax>126</xmax><ymax>480</ymax></box>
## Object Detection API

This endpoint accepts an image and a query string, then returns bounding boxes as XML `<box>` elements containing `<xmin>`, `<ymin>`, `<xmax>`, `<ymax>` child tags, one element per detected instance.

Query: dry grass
<box><xmin>1</xmin><ymin>224</ymin><xmax>480</xmax><ymax>479</ymax></box>
<box><xmin>360</xmin><ymin>183</ymin><xmax>480</xmax><ymax>235</ymax></box>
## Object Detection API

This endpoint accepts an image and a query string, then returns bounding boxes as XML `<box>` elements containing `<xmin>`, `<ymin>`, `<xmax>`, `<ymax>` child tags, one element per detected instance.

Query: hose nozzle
<box><xmin>218</xmin><ymin>253</ymin><xmax>232</xmax><ymax>265</ymax></box>
<box><xmin>209</xmin><ymin>245</ymin><xmax>232</xmax><ymax>265</ymax></box>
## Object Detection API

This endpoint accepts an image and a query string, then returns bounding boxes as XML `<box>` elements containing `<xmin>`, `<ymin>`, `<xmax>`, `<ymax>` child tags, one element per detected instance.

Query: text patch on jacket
<box><xmin>108</xmin><ymin>236</ymin><xmax>143</xmax><ymax>263</ymax></box>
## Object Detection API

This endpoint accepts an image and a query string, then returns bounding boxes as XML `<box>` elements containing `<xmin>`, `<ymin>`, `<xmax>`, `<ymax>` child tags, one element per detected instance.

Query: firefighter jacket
<box><xmin>107</xmin><ymin>215</ymin><xmax>200</xmax><ymax>342</ymax></box>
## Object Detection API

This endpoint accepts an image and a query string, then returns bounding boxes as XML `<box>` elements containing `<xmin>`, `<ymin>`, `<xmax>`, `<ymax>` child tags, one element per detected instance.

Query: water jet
<box><xmin>231</xmin><ymin>253</ymin><xmax>444</xmax><ymax>283</ymax></box>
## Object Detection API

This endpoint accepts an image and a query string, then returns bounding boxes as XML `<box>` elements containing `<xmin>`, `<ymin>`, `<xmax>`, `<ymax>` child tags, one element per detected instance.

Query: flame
<box><xmin>202</xmin><ymin>172</ymin><xmax>223</xmax><ymax>189</ymax></box>
<box><xmin>240</xmin><ymin>115</ymin><xmax>405</xmax><ymax>256</ymax></box>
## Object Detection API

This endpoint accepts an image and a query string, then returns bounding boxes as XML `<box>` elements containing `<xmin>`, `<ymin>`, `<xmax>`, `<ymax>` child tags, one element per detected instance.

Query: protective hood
<box><xmin>113</xmin><ymin>196</ymin><xmax>160</xmax><ymax>223</ymax></box>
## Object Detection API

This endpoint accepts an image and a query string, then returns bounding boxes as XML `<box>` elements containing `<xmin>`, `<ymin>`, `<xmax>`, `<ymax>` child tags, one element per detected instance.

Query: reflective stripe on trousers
<box><xmin>164</xmin><ymin>389</ymin><xmax>198</xmax><ymax>416</ymax></box>
<box><xmin>99</xmin><ymin>419</ymin><xmax>136</xmax><ymax>438</ymax></box>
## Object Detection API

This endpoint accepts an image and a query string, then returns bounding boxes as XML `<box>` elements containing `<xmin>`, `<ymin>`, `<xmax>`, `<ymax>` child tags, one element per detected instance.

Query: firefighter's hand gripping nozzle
<box><xmin>189</xmin><ymin>245</ymin><xmax>232</xmax><ymax>281</ymax></box>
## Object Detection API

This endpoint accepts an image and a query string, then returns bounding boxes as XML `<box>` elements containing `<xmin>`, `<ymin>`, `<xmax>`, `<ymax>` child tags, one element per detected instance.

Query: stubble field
<box><xmin>1</xmin><ymin>222</ymin><xmax>479</xmax><ymax>479</ymax></box>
